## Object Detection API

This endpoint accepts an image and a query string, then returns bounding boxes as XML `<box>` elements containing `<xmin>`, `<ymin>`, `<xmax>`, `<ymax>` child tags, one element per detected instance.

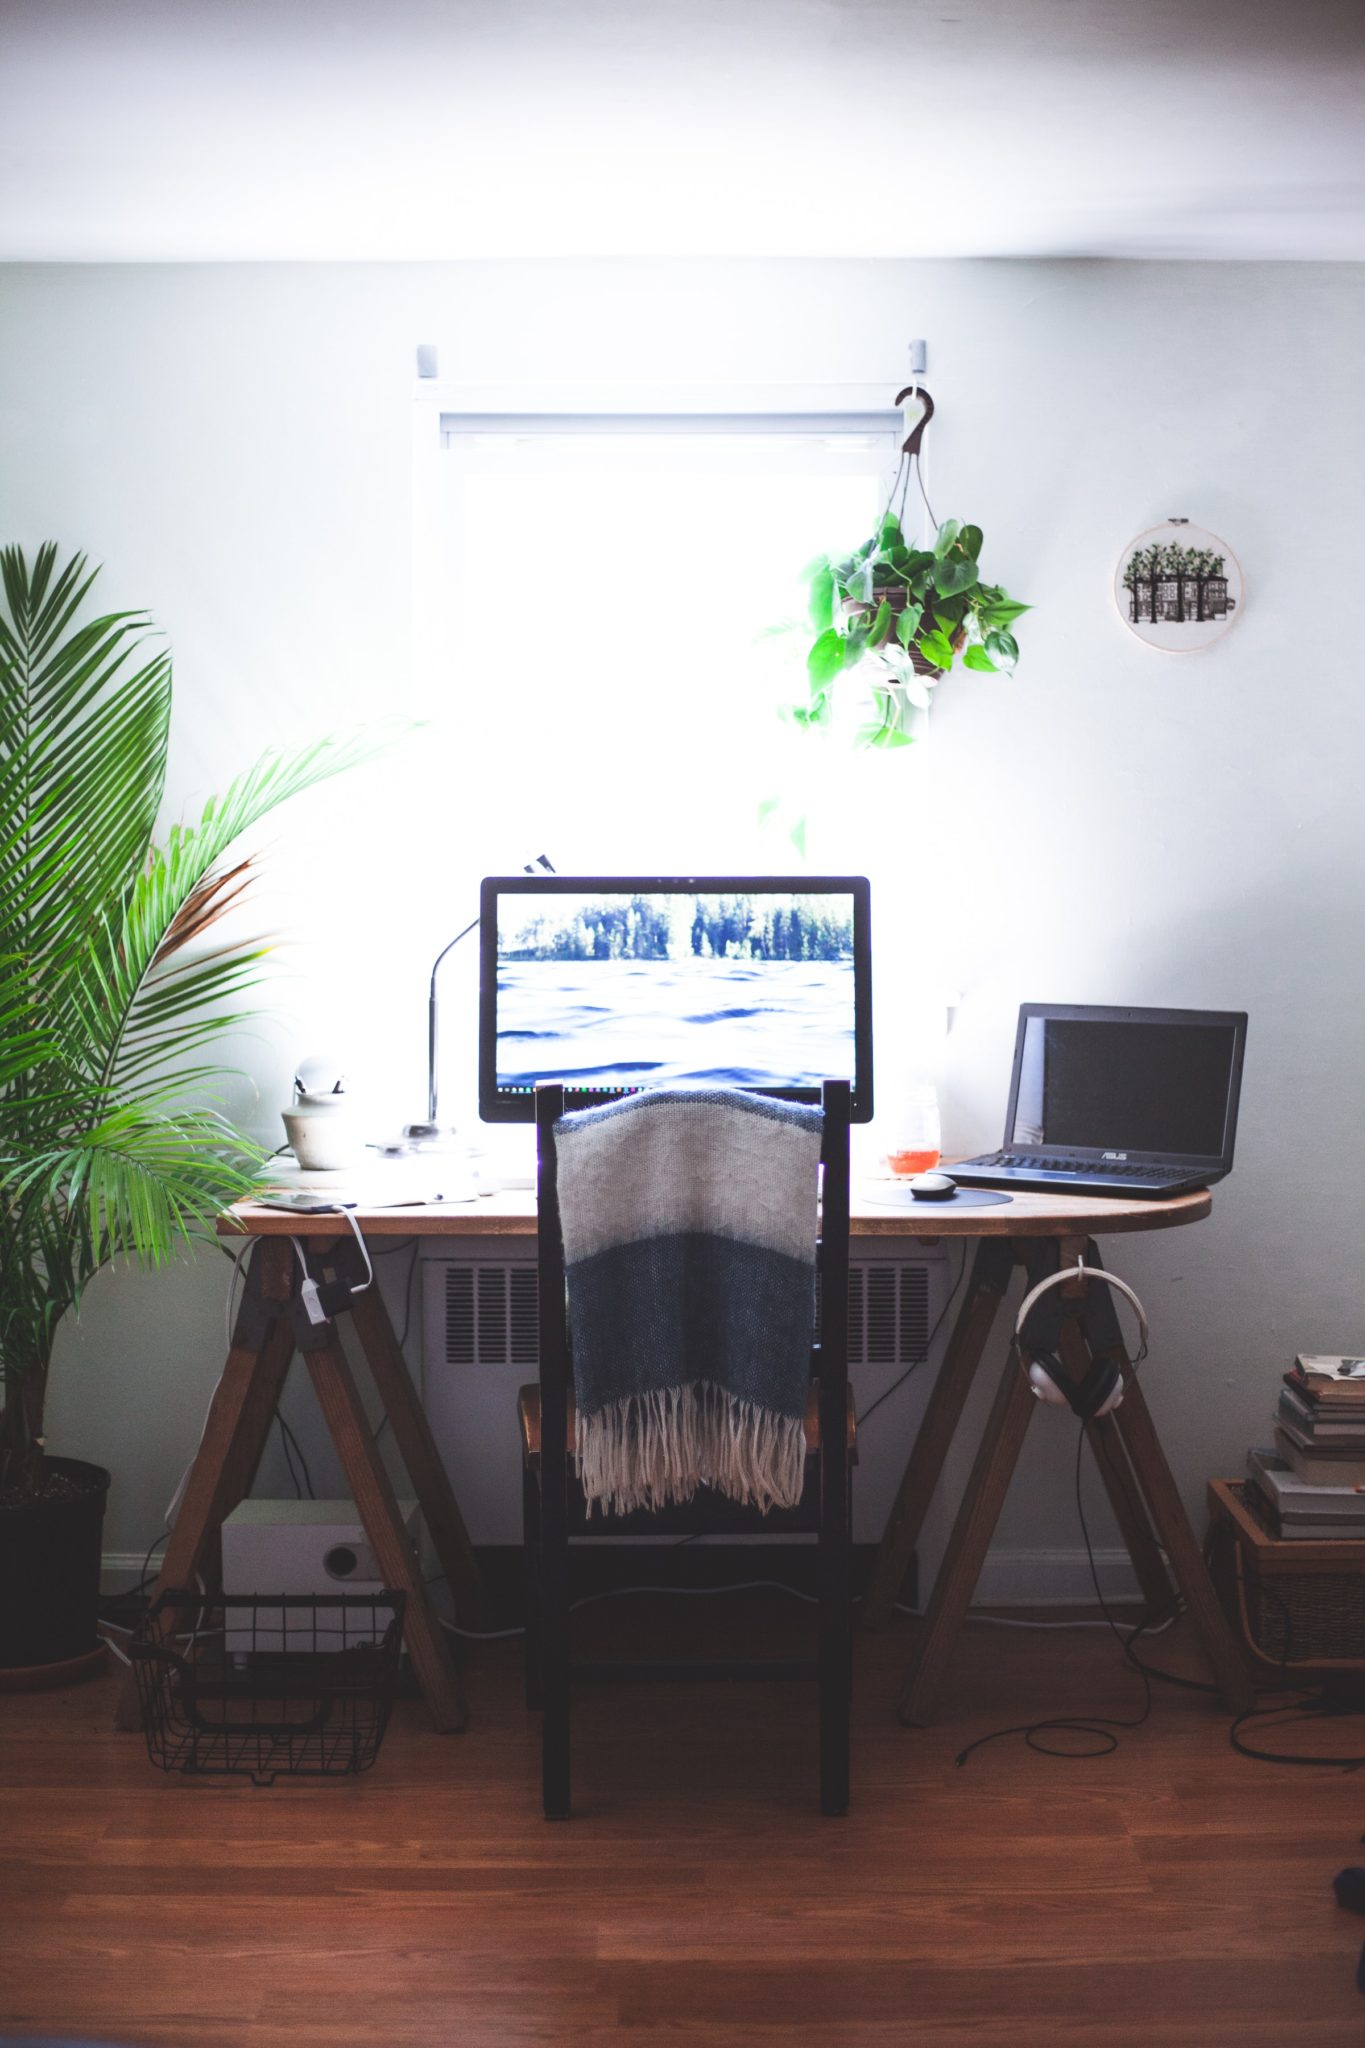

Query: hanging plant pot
<box><xmin>792</xmin><ymin>382</ymin><xmax>1029</xmax><ymax>754</ymax></box>
<box><xmin>0</xmin><ymin>1457</ymin><xmax>110</xmax><ymax>1681</ymax></box>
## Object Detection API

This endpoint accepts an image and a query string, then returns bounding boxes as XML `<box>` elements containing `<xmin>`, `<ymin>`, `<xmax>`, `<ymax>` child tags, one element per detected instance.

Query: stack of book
<box><xmin>1247</xmin><ymin>1354</ymin><xmax>1365</xmax><ymax>1539</ymax></box>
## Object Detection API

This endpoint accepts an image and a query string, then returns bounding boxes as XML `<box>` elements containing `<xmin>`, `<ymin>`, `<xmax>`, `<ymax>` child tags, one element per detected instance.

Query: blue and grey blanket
<box><xmin>553</xmin><ymin>1087</ymin><xmax>824</xmax><ymax>1517</ymax></box>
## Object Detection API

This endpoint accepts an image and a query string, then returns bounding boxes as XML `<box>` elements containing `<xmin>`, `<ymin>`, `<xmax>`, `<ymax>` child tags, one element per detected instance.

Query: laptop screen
<box><xmin>479</xmin><ymin>874</ymin><xmax>873</xmax><ymax>1122</ymax></box>
<box><xmin>1007</xmin><ymin>1007</ymin><xmax>1246</xmax><ymax>1163</ymax></box>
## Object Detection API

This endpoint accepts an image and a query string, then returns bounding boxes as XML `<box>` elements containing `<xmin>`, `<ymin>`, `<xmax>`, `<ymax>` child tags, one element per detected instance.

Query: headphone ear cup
<box><xmin>1024</xmin><ymin>1351</ymin><xmax>1124</xmax><ymax>1418</ymax></box>
<box><xmin>1026</xmin><ymin>1357</ymin><xmax>1070</xmax><ymax>1407</ymax></box>
<box><xmin>1092</xmin><ymin>1368</ymin><xmax>1124</xmax><ymax>1418</ymax></box>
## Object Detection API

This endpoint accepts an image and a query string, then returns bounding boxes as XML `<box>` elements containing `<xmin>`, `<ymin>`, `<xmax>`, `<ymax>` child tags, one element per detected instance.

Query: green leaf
<box><xmin>842</xmin><ymin>630</ymin><xmax>867</xmax><ymax>670</ymax></box>
<box><xmin>845</xmin><ymin>558</ymin><xmax>875</xmax><ymax>604</ymax></box>
<box><xmin>933</xmin><ymin>519</ymin><xmax>961</xmax><ymax>557</ymax></box>
<box><xmin>798</xmin><ymin>553</ymin><xmax>831</xmax><ymax>583</ymax></box>
<box><xmin>895</xmin><ymin>602</ymin><xmax>923</xmax><ymax>646</ymax></box>
<box><xmin>902</xmin><ymin>550</ymin><xmax>936</xmax><ymax>595</ymax></box>
<box><xmin>918</xmin><ymin>628</ymin><xmax>955</xmax><ymax>670</ymax></box>
<box><xmin>959</xmin><ymin>524</ymin><xmax>984</xmax><ymax>559</ymax></box>
<box><xmin>985</xmin><ymin>627</ymin><xmax>1020</xmax><ymax>665</ymax></box>
<box><xmin>962</xmin><ymin>645</ymin><xmax>998</xmax><ymax>672</ymax></box>
<box><xmin>808</xmin><ymin>565</ymin><xmax>835</xmax><ymax>630</ymax></box>
<box><xmin>933</xmin><ymin>555</ymin><xmax>979</xmax><ymax>596</ymax></box>
<box><xmin>789</xmin><ymin>816</ymin><xmax>808</xmax><ymax>859</ymax></box>
<box><xmin>868</xmin><ymin>600</ymin><xmax>893</xmax><ymax>649</ymax></box>
<box><xmin>756</xmin><ymin>797</ymin><xmax>781</xmax><ymax>825</ymax></box>
<box><xmin>806</xmin><ymin>628</ymin><xmax>845</xmax><ymax>687</ymax></box>
<box><xmin>878</xmin><ymin>513</ymin><xmax>904</xmax><ymax>546</ymax></box>
<box><xmin>978</xmin><ymin>597</ymin><xmax>1030</xmax><ymax>628</ymax></box>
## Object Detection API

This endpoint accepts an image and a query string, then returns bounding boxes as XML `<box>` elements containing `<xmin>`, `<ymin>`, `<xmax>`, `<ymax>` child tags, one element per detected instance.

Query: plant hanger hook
<box><xmin>893</xmin><ymin>383</ymin><xmax>934</xmax><ymax>459</ymax></box>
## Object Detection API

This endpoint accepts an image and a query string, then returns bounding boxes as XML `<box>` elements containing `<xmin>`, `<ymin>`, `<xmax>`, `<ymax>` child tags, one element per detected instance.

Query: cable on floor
<box><xmin>954</xmin><ymin>1423</ymin><xmax>1156</xmax><ymax>1765</ymax></box>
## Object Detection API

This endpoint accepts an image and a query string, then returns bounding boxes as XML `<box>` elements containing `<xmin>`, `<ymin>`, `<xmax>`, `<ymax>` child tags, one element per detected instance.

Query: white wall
<box><xmin>1</xmin><ymin>258</ymin><xmax>1362</xmax><ymax>1592</ymax></box>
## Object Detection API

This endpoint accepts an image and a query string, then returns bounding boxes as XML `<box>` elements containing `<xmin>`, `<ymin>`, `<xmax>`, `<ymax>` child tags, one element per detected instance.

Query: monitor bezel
<box><xmin>1001</xmin><ymin>1002</ymin><xmax>1248</xmax><ymax>1169</ymax></box>
<box><xmin>479</xmin><ymin>873</ymin><xmax>873</xmax><ymax>1123</ymax></box>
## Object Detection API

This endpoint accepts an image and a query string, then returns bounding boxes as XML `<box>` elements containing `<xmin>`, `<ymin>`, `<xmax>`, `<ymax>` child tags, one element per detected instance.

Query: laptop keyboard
<box><xmin>968</xmin><ymin>1153</ymin><xmax>1184</xmax><ymax>1181</ymax></box>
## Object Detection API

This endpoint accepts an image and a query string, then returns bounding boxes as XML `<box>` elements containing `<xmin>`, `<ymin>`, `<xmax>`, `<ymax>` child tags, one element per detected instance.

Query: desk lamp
<box><xmin>401</xmin><ymin>853</ymin><xmax>555</xmax><ymax>1148</ymax></box>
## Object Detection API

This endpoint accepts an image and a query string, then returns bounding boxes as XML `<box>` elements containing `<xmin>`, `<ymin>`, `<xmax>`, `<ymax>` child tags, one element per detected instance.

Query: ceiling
<box><xmin>2</xmin><ymin>0</ymin><xmax>1363</xmax><ymax>262</ymax></box>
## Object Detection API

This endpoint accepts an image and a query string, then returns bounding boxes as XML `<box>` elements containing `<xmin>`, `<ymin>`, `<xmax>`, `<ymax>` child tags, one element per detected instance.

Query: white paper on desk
<box><xmin>255</xmin><ymin>1163</ymin><xmax>477</xmax><ymax>1207</ymax></box>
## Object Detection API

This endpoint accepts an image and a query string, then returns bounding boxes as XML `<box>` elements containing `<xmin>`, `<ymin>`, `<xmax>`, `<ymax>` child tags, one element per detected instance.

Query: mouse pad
<box><xmin>860</xmin><ymin>1185</ymin><xmax>1013</xmax><ymax>1210</ymax></box>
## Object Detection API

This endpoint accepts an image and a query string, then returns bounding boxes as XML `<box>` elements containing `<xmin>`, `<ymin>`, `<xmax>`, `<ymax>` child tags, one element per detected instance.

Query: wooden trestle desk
<box><xmin>116</xmin><ymin>1183</ymin><xmax>1250</xmax><ymax>1734</ymax></box>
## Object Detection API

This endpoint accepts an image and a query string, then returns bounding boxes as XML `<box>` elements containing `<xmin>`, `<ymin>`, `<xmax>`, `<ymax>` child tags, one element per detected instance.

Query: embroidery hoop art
<box><xmin>1114</xmin><ymin>518</ymin><xmax>1244</xmax><ymax>654</ymax></box>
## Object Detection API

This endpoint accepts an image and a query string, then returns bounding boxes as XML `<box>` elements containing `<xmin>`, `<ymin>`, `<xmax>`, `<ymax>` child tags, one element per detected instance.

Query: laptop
<box><xmin>950</xmin><ymin>1004</ymin><xmax>1247</xmax><ymax>1199</ymax></box>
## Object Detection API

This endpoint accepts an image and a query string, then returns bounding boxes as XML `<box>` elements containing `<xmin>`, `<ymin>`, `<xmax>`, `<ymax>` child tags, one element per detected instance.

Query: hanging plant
<box><xmin>790</xmin><ymin>388</ymin><xmax>1029</xmax><ymax>749</ymax></box>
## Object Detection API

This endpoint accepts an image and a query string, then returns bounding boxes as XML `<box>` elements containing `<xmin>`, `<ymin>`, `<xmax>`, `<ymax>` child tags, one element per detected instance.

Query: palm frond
<box><xmin>0</xmin><ymin>544</ymin><xmax>380</xmax><ymax>1479</ymax></box>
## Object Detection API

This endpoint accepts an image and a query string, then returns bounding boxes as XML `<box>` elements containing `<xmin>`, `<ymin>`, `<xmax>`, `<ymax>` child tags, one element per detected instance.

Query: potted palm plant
<box><xmin>796</xmin><ymin>511</ymin><xmax>1029</xmax><ymax>748</ymax></box>
<box><xmin>0</xmin><ymin>543</ymin><xmax>369</xmax><ymax>1681</ymax></box>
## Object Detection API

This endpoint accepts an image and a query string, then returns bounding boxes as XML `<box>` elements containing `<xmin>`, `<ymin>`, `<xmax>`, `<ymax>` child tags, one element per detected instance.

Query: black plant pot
<box><xmin>0</xmin><ymin>1456</ymin><xmax>110</xmax><ymax>1671</ymax></box>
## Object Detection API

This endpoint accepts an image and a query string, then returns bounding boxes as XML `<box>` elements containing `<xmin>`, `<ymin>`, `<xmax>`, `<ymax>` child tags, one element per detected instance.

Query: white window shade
<box><xmin>426</xmin><ymin>410</ymin><xmax>904</xmax><ymax>875</ymax></box>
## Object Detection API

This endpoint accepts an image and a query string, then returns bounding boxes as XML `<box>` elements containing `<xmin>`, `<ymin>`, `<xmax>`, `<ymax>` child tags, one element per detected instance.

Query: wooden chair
<box><xmin>518</xmin><ymin>1079</ymin><xmax>854</xmax><ymax>1819</ymax></box>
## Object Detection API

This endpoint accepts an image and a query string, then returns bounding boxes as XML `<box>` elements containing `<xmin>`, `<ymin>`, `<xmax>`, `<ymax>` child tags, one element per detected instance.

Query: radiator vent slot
<box><xmin>819</xmin><ymin>1261</ymin><xmax>933</xmax><ymax>1366</ymax></box>
<box><xmin>441</xmin><ymin>1262</ymin><xmax>540</xmax><ymax>1367</ymax></box>
<box><xmin>427</xmin><ymin>1247</ymin><xmax>940</xmax><ymax>1373</ymax></box>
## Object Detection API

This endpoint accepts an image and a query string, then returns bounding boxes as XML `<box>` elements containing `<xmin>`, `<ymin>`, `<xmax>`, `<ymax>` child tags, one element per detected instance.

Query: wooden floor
<box><xmin>3</xmin><ymin>1603</ymin><xmax>1364</xmax><ymax>2047</ymax></box>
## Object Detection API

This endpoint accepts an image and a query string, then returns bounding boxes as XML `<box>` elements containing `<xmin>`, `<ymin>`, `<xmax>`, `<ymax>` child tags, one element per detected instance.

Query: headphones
<box><xmin>1013</xmin><ymin>1256</ymin><xmax>1149</xmax><ymax>1419</ymax></box>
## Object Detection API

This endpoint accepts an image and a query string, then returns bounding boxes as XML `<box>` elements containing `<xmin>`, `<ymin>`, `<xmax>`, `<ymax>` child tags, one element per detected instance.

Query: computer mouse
<box><xmin>908</xmin><ymin>1171</ymin><xmax>957</xmax><ymax>1201</ymax></box>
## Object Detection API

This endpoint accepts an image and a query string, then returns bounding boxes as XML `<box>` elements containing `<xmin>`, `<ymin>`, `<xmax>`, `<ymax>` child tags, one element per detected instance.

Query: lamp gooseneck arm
<box><xmin>418</xmin><ymin>857</ymin><xmax>554</xmax><ymax>1134</ymax></box>
<box><xmin>425</xmin><ymin>915</ymin><xmax>480</xmax><ymax>1127</ymax></box>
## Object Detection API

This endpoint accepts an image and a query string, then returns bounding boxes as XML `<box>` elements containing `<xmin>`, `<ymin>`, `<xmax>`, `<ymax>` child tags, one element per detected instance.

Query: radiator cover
<box><xmin>422</xmin><ymin>1239</ymin><xmax>947</xmax><ymax>1371</ymax></box>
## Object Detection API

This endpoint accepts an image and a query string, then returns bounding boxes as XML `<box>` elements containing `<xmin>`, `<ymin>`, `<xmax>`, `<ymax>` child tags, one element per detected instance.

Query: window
<box><xmin>424</xmin><ymin>410</ymin><xmax>902</xmax><ymax>872</ymax></box>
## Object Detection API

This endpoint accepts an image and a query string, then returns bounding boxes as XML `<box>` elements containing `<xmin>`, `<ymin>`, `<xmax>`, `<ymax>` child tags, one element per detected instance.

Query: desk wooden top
<box><xmin>220</xmin><ymin>1183</ymin><xmax>1211</xmax><ymax>1242</ymax></box>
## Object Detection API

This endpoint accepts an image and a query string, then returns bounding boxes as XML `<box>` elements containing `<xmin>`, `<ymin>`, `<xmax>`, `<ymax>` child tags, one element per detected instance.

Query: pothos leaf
<box><xmin>895</xmin><ymin>603</ymin><xmax>923</xmax><ymax>646</ymax></box>
<box><xmin>808</xmin><ymin>566</ymin><xmax>835</xmax><ymax>630</ymax></box>
<box><xmin>933</xmin><ymin>554</ymin><xmax>979</xmax><ymax>596</ymax></box>
<box><xmin>806</xmin><ymin>628</ymin><xmax>845</xmax><ymax>687</ymax></box>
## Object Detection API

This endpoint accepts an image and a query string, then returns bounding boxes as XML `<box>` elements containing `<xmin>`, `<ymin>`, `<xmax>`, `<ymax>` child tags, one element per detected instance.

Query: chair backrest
<box><xmin>534</xmin><ymin>1081</ymin><xmax>851</xmax><ymax>1464</ymax></box>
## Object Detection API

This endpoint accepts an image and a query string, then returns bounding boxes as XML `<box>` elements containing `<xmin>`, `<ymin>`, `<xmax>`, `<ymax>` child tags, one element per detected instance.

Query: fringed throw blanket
<box><xmin>553</xmin><ymin>1087</ymin><xmax>824</xmax><ymax>1517</ymax></box>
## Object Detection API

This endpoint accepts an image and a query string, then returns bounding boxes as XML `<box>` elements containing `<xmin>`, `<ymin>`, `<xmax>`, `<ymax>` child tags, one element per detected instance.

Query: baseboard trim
<box><xmin>102</xmin><ymin>1551</ymin><xmax>158</xmax><ymax>1594</ymax></box>
<box><xmin>973</xmin><ymin>1545</ymin><xmax>1140</xmax><ymax>1607</ymax></box>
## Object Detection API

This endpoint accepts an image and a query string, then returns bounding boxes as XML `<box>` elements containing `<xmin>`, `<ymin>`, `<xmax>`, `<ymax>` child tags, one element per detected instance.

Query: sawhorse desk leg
<box><xmin>350</xmin><ymin>1286</ymin><xmax>485</xmax><ymax>1632</ymax></box>
<box><xmin>303</xmin><ymin>1327</ymin><xmax>467</xmax><ymax>1732</ymax></box>
<box><xmin>873</xmin><ymin>1233</ymin><xmax>1251</xmax><ymax>1726</ymax></box>
<box><xmin>115</xmin><ymin>1239</ymin><xmax>296</xmax><ymax>1731</ymax></box>
<box><xmin>862</xmin><ymin>1239</ymin><xmax>1013</xmax><ymax>1630</ymax></box>
<box><xmin>117</xmin><ymin>1235</ymin><xmax>473</xmax><ymax>1735</ymax></box>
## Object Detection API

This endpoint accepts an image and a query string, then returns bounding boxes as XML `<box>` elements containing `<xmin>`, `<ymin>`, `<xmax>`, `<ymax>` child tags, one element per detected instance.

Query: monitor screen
<box><xmin>479</xmin><ymin>875</ymin><xmax>872</xmax><ymax>1121</ymax></box>
<box><xmin>1007</xmin><ymin>1007</ymin><xmax>1246</xmax><ymax>1162</ymax></box>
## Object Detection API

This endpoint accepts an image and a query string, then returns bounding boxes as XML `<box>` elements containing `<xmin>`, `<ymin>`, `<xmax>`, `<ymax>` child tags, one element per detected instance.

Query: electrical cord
<box><xmin>856</xmin><ymin>1242</ymin><xmax>969</xmax><ymax>1433</ymax></box>
<box><xmin>437</xmin><ymin>1576</ymin><xmax>830</xmax><ymax>1642</ymax></box>
<box><xmin>276</xmin><ymin>1411</ymin><xmax>315</xmax><ymax>1500</ymax></box>
<box><xmin>954</xmin><ymin>1424</ymin><xmax>1157</xmax><ymax>1766</ymax></box>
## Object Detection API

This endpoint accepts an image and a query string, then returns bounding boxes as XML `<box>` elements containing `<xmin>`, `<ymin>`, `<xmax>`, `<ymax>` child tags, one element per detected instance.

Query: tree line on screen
<box><xmin>503</xmin><ymin>895</ymin><xmax>854</xmax><ymax>962</ymax></box>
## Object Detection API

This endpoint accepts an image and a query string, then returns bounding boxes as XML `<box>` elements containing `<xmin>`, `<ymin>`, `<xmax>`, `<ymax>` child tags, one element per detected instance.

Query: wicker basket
<box><xmin>1206</xmin><ymin>1480</ymin><xmax>1365</xmax><ymax>1676</ymax></box>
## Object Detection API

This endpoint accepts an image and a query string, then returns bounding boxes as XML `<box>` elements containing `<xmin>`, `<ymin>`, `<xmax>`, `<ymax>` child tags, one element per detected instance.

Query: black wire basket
<box><xmin>130</xmin><ymin>1588</ymin><xmax>405</xmax><ymax>1783</ymax></box>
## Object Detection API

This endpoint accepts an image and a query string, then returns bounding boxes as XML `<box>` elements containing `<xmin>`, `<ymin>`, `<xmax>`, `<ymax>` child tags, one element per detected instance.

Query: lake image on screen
<box><xmin>497</xmin><ymin>892</ymin><xmax>856</xmax><ymax>1091</ymax></box>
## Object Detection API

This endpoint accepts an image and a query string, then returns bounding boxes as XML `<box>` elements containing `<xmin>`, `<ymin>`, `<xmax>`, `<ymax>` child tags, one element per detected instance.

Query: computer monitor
<box><xmin>479</xmin><ymin>874</ymin><xmax>873</xmax><ymax>1122</ymax></box>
